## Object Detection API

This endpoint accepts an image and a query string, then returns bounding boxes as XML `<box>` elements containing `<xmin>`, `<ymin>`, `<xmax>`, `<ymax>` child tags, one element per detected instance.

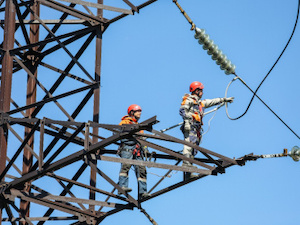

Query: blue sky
<box><xmin>2</xmin><ymin>0</ymin><xmax>300</xmax><ymax>225</ymax></box>
<box><xmin>97</xmin><ymin>1</ymin><xmax>300</xmax><ymax>225</ymax></box>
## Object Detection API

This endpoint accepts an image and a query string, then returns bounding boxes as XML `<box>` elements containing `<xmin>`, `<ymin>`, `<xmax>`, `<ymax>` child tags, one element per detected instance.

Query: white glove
<box><xmin>223</xmin><ymin>97</ymin><xmax>234</xmax><ymax>103</ymax></box>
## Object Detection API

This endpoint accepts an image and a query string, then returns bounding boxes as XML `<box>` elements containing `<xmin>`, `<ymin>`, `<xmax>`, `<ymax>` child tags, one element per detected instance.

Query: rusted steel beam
<box><xmin>6</xmin><ymin>156</ymin><xmax>22</xmax><ymax>175</ymax></box>
<box><xmin>26</xmin><ymin>10</ymin><xmax>95</xmax><ymax>82</ymax></box>
<box><xmin>35</xmin><ymin>178</ymin><xmax>87</xmax><ymax>211</ymax></box>
<box><xmin>95</xmin><ymin>203</ymin><xmax>134</xmax><ymax>225</ymax></box>
<box><xmin>10</xmin><ymin>98</ymin><xmax>26</xmax><ymax>116</ymax></box>
<box><xmin>96</xmin><ymin>155</ymin><xmax>212</xmax><ymax>175</ymax></box>
<box><xmin>7</xmin><ymin>118</ymin><xmax>39</xmax><ymax>123</ymax></box>
<box><xmin>40</xmin><ymin>31</ymin><xmax>95</xmax><ymax>64</ymax></box>
<box><xmin>1</xmin><ymin>126</ymin><xmax>139</xmax><ymax>192</ymax></box>
<box><xmin>84</xmin><ymin>155</ymin><xmax>139</xmax><ymax>207</ymax></box>
<box><xmin>140</xmin><ymin>208</ymin><xmax>157</xmax><ymax>225</ymax></box>
<box><xmin>10</xmin><ymin>26</ymin><xmax>96</xmax><ymax>54</ymax></box>
<box><xmin>0</xmin><ymin>12</ymin><xmax>16</xmax><ymax>225</ymax></box>
<box><xmin>152</xmin><ymin>129</ymin><xmax>238</xmax><ymax>165</ymax></box>
<box><xmin>6</xmin><ymin>189</ymin><xmax>99</xmax><ymax>218</ymax></box>
<box><xmin>98</xmin><ymin>187</ymin><xmax>116</xmax><ymax>212</ymax></box>
<box><xmin>39</xmin><ymin>119</ymin><xmax>45</xmax><ymax>171</ymax></box>
<box><xmin>108</xmin><ymin>0</ymin><xmax>157</xmax><ymax>24</ymax></box>
<box><xmin>1</xmin><ymin>122</ymin><xmax>155</xmax><ymax>202</ymax></box>
<box><xmin>43</xmin><ymin>123</ymin><xmax>86</xmax><ymax>167</ymax></box>
<box><xmin>0</xmin><ymin>0</ymin><xmax>32</xmax><ymax>12</ymax></box>
<box><xmin>20</xmin><ymin>38</ymin><xmax>35</xmax><ymax>220</ymax></box>
<box><xmin>46</xmin><ymin>173</ymin><xmax>129</xmax><ymax>202</ymax></box>
<box><xmin>7</xmin><ymin>82</ymin><xmax>98</xmax><ymax>115</ymax></box>
<box><xmin>37</xmin><ymin>163</ymin><xmax>88</xmax><ymax>225</ymax></box>
<box><xmin>5</xmin><ymin>117</ymin><xmax>88</xmax><ymax>144</ymax></box>
<box><xmin>142</xmin><ymin>154</ymin><xmax>254</xmax><ymax>203</ymax></box>
<box><xmin>0</xmin><ymin>121</ymin><xmax>40</xmax><ymax>181</ymax></box>
<box><xmin>58</xmin><ymin>0</ymin><xmax>133</xmax><ymax>15</ymax></box>
<box><xmin>138</xmin><ymin>132</ymin><xmax>225</xmax><ymax>168</ymax></box>
<box><xmin>90</xmin><ymin>6</ymin><xmax>103</xmax><ymax>209</ymax></box>
<box><xmin>138</xmin><ymin>139</ymin><xmax>215</xmax><ymax>170</ymax></box>
<box><xmin>141</xmin><ymin>174</ymin><xmax>208</xmax><ymax>203</ymax></box>
<box><xmin>7</xmin><ymin>189</ymin><xmax>130</xmax><ymax>209</ymax></box>
<box><xmin>148</xmin><ymin>160</ymin><xmax>181</xmax><ymax>193</ymax></box>
<box><xmin>2</xmin><ymin>216</ymin><xmax>78</xmax><ymax>222</ymax></box>
<box><xmin>37</xmin><ymin>0</ymin><xmax>104</xmax><ymax>24</ymax></box>
<box><xmin>6</xmin><ymin>201</ymin><xmax>34</xmax><ymax>225</ymax></box>
<box><xmin>31</xmin><ymin>32</ymin><xmax>96</xmax><ymax>118</ymax></box>
<box><xmin>7</xmin><ymin>120</ymin><xmax>84</xmax><ymax>146</ymax></box>
<box><xmin>0</xmin><ymin>19</ymin><xmax>88</xmax><ymax>24</ymax></box>
<box><xmin>3</xmin><ymin>202</ymin><xmax>17</xmax><ymax>225</ymax></box>
<box><xmin>39</xmin><ymin>62</ymin><xmax>93</xmax><ymax>85</ymax></box>
<box><xmin>13</xmin><ymin>0</ymin><xmax>30</xmax><ymax>44</ymax></box>
<box><xmin>123</xmin><ymin>0</ymin><xmax>138</xmax><ymax>13</ymax></box>
<box><xmin>43</xmin><ymin>122</ymin><xmax>86</xmax><ymax>142</ymax></box>
<box><xmin>84</xmin><ymin>147</ymin><xmax>227</xmax><ymax>164</ymax></box>
<box><xmin>6</xmin><ymin>124</ymin><xmax>39</xmax><ymax>160</ymax></box>
<box><xmin>44</xmin><ymin>118</ymin><xmax>85</xmax><ymax>127</ymax></box>
<box><xmin>36</xmin><ymin>2</ymin><xmax>78</xmax><ymax>52</ymax></box>
<box><xmin>30</xmin><ymin>89</ymin><xmax>95</xmax><ymax>172</ymax></box>
<box><xmin>8</xmin><ymin>201</ymin><xmax>35</xmax><ymax>225</ymax></box>
<box><xmin>13</xmin><ymin>56</ymin><xmax>77</xmax><ymax>120</ymax></box>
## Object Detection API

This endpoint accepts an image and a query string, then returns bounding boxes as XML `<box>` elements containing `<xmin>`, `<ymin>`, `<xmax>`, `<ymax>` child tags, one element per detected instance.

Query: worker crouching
<box><xmin>118</xmin><ymin>104</ymin><xmax>151</xmax><ymax>199</ymax></box>
<box><xmin>179</xmin><ymin>81</ymin><xmax>234</xmax><ymax>179</ymax></box>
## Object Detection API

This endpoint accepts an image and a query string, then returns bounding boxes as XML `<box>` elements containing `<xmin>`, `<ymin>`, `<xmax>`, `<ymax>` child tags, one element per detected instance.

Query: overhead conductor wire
<box><xmin>173</xmin><ymin>0</ymin><xmax>300</xmax><ymax>140</ymax></box>
<box><xmin>225</xmin><ymin>0</ymin><xmax>300</xmax><ymax>140</ymax></box>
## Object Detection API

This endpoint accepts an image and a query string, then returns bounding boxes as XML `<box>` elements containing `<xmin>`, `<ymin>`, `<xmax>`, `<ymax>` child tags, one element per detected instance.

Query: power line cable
<box><xmin>227</xmin><ymin>0</ymin><xmax>300</xmax><ymax>120</ymax></box>
<box><xmin>173</xmin><ymin>0</ymin><xmax>300</xmax><ymax>139</ymax></box>
<box><xmin>225</xmin><ymin>75</ymin><xmax>300</xmax><ymax>140</ymax></box>
<box><xmin>225</xmin><ymin>0</ymin><xmax>300</xmax><ymax>139</ymax></box>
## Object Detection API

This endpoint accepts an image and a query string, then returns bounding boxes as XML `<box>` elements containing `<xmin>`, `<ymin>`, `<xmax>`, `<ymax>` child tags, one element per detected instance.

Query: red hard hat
<box><xmin>127</xmin><ymin>104</ymin><xmax>142</xmax><ymax>114</ymax></box>
<box><xmin>190</xmin><ymin>81</ymin><xmax>204</xmax><ymax>92</ymax></box>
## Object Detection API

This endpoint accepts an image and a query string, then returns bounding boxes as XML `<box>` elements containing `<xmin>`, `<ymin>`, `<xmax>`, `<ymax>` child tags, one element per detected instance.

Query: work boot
<box><xmin>184</xmin><ymin>172</ymin><xmax>198</xmax><ymax>181</ymax></box>
<box><xmin>139</xmin><ymin>192</ymin><xmax>151</xmax><ymax>199</ymax></box>
<box><xmin>118</xmin><ymin>187</ymin><xmax>132</xmax><ymax>195</ymax></box>
<box><xmin>189</xmin><ymin>173</ymin><xmax>198</xmax><ymax>179</ymax></box>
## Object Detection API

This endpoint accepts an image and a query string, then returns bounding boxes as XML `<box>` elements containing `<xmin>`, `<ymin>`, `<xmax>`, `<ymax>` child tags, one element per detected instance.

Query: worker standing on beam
<box><xmin>118</xmin><ymin>104</ymin><xmax>151</xmax><ymax>198</ymax></box>
<box><xmin>179</xmin><ymin>81</ymin><xmax>234</xmax><ymax>179</ymax></box>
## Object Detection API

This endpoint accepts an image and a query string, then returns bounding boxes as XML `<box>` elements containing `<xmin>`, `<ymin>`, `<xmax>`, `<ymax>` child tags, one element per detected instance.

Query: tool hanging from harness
<box><xmin>117</xmin><ymin>142</ymin><xmax>142</xmax><ymax>157</ymax></box>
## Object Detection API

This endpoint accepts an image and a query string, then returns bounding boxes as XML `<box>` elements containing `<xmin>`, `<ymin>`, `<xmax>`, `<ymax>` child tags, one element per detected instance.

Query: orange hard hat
<box><xmin>190</xmin><ymin>81</ymin><xmax>204</xmax><ymax>92</ymax></box>
<box><xmin>127</xmin><ymin>104</ymin><xmax>142</xmax><ymax>114</ymax></box>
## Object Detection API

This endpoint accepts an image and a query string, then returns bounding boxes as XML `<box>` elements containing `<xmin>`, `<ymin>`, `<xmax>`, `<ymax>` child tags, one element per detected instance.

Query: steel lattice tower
<box><xmin>0</xmin><ymin>1</ymin><xmax>256</xmax><ymax>224</ymax></box>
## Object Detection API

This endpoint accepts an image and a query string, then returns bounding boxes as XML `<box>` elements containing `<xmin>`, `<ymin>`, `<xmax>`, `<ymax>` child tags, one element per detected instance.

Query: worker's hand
<box><xmin>192</xmin><ymin>113</ymin><xmax>201</xmax><ymax>122</ymax></box>
<box><xmin>184</xmin><ymin>120</ymin><xmax>191</xmax><ymax>131</ymax></box>
<box><xmin>223</xmin><ymin>97</ymin><xmax>234</xmax><ymax>103</ymax></box>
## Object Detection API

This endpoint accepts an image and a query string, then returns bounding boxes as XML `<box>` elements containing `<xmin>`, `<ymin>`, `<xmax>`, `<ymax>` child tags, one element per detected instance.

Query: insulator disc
<box><xmin>207</xmin><ymin>44</ymin><xmax>218</xmax><ymax>55</ymax></box>
<box><xmin>194</xmin><ymin>28</ymin><xmax>205</xmax><ymax>39</ymax></box>
<box><xmin>289</xmin><ymin>146</ymin><xmax>300</xmax><ymax>162</ymax></box>
<box><xmin>203</xmin><ymin>40</ymin><xmax>214</xmax><ymax>50</ymax></box>
<box><xmin>212</xmin><ymin>50</ymin><xmax>222</xmax><ymax>60</ymax></box>
<box><xmin>216</xmin><ymin>55</ymin><xmax>227</xmax><ymax>65</ymax></box>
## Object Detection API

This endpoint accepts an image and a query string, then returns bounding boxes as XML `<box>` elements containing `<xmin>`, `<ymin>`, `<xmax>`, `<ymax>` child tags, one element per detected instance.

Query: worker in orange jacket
<box><xmin>179</xmin><ymin>81</ymin><xmax>234</xmax><ymax>179</ymax></box>
<box><xmin>118</xmin><ymin>104</ymin><xmax>150</xmax><ymax>198</ymax></box>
